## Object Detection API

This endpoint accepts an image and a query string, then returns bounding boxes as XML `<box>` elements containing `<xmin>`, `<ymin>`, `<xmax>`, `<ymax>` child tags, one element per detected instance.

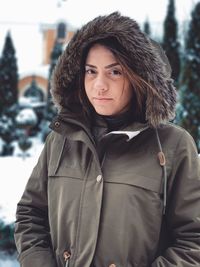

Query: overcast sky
<box><xmin>0</xmin><ymin>0</ymin><xmax>198</xmax><ymax>26</ymax></box>
<box><xmin>0</xmin><ymin>0</ymin><xmax>199</xmax><ymax>72</ymax></box>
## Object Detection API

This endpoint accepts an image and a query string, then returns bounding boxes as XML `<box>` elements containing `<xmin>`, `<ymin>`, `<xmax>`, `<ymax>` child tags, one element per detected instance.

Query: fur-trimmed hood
<box><xmin>51</xmin><ymin>11</ymin><xmax>177</xmax><ymax>127</ymax></box>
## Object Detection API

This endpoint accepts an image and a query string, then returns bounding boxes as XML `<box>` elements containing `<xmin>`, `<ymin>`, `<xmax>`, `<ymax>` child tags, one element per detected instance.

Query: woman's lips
<box><xmin>93</xmin><ymin>97</ymin><xmax>113</xmax><ymax>103</ymax></box>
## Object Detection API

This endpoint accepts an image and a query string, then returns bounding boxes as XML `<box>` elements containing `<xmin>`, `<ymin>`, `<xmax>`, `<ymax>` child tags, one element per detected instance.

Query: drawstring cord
<box><xmin>155</xmin><ymin>128</ymin><xmax>167</xmax><ymax>215</ymax></box>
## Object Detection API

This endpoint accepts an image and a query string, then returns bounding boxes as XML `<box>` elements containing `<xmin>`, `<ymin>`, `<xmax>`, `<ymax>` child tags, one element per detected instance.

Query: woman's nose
<box><xmin>93</xmin><ymin>74</ymin><xmax>108</xmax><ymax>92</ymax></box>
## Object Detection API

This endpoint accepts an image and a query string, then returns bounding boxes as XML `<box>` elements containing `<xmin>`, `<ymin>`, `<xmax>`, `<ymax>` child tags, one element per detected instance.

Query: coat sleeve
<box><xmin>152</xmin><ymin>129</ymin><xmax>200</xmax><ymax>267</ymax></box>
<box><xmin>14</xmin><ymin>133</ymin><xmax>57</xmax><ymax>267</ymax></box>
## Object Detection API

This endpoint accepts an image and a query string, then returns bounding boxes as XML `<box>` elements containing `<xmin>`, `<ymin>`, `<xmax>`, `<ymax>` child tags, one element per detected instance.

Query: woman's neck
<box><xmin>101</xmin><ymin>109</ymin><xmax>135</xmax><ymax>131</ymax></box>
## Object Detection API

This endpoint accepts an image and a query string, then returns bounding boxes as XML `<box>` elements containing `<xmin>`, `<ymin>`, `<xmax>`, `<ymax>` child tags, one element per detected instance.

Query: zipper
<box><xmin>63</xmin><ymin>251</ymin><xmax>71</xmax><ymax>267</ymax></box>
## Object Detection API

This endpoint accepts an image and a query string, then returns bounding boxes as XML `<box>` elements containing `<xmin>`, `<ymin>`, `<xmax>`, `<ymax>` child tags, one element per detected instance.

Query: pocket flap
<box><xmin>105</xmin><ymin>173</ymin><xmax>162</xmax><ymax>193</ymax></box>
<box><xmin>49</xmin><ymin>167</ymin><xmax>83</xmax><ymax>180</ymax></box>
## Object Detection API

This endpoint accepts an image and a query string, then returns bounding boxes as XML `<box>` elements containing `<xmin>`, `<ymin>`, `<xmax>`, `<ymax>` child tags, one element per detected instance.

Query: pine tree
<box><xmin>47</xmin><ymin>40</ymin><xmax>63</xmax><ymax>104</ymax></box>
<box><xmin>0</xmin><ymin>32</ymin><xmax>19</xmax><ymax>155</ymax></box>
<box><xmin>0</xmin><ymin>31</ymin><xmax>18</xmax><ymax>114</ymax></box>
<box><xmin>45</xmin><ymin>40</ymin><xmax>63</xmax><ymax>120</ymax></box>
<box><xmin>162</xmin><ymin>0</ymin><xmax>180</xmax><ymax>84</ymax></box>
<box><xmin>41</xmin><ymin>40</ymin><xmax>63</xmax><ymax>141</ymax></box>
<box><xmin>143</xmin><ymin>18</ymin><xmax>151</xmax><ymax>36</ymax></box>
<box><xmin>176</xmin><ymin>2</ymin><xmax>200</xmax><ymax>151</ymax></box>
<box><xmin>0</xmin><ymin>220</ymin><xmax>16</xmax><ymax>255</ymax></box>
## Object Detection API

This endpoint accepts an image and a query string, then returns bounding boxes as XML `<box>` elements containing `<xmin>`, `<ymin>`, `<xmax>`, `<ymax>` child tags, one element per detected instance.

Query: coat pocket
<box><xmin>48</xmin><ymin>167</ymin><xmax>83</xmax><ymax>180</ymax></box>
<box><xmin>48</xmin><ymin>136</ymin><xmax>86</xmax><ymax>179</ymax></box>
<box><xmin>103</xmin><ymin>171</ymin><xmax>163</xmax><ymax>218</ymax></box>
<box><xmin>104</xmin><ymin>172</ymin><xmax>162</xmax><ymax>193</ymax></box>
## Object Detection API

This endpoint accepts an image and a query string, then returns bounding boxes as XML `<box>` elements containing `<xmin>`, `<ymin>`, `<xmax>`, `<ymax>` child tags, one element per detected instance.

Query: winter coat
<box><xmin>14</xmin><ymin>12</ymin><xmax>200</xmax><ymax>267</ymax></box>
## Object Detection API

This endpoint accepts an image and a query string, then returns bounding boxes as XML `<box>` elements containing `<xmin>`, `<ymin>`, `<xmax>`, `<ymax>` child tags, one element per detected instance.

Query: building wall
<box><xmin>18</xmin><ymin>23</ymin><xmax>75</xmax><ymax>98</ymax></box>
<box><xmin>43</xmin><ymin>29</ymin><xmax>57</xmax><ymax>65</ymax></box>
<box><xmin>42</xmin><ymin>28</ymin><xmax>74</xmax><ymax>65</ymax></box>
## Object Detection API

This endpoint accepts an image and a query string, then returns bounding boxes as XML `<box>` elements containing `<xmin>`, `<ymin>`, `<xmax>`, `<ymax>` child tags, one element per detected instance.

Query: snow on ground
<box><xmin>0</xmin><ymin>137</ymin><xmax>44</xmax><ymax>224</ymax></box>
<box><xmin>0</xmin><ymin>253</ymin><xmax>19</xmax><ymax>267</ymax></box>
<box><xmin>0</xmin><ymin>137</ymin><xmax>44</xmax><ymax>267</ymax></box>
<box><xmin>0</xmin><ymin>136</ymin><xmax>44</xmax><ymax>266</ymax></box>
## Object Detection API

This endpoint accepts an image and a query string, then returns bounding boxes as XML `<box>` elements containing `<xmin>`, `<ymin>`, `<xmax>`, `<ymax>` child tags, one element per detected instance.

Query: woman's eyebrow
<box><xmin>85</xmin><ymin>64</ymin><xmax>97</xmax><ymax>68</ymax></box>
<box><xmin>85</xmin><ymin>63</ymin><xmax>120</xmax><ymax>69</ymax></box>
<box><xmin>105</xmin><ymin>63</ymin><xmax>120</xmax><ymax>69</ymax></box>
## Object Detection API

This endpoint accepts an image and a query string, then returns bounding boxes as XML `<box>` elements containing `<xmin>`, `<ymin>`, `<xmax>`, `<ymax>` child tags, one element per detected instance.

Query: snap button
<box><xmin>96</xmin><ymin>175</ymin><xmax>102</xmax><ymax>183</ymax></box>
<box><xmin>54</xmin><ymin>121</ymin><xmax>60</xmax><ymax>127</ymax></box>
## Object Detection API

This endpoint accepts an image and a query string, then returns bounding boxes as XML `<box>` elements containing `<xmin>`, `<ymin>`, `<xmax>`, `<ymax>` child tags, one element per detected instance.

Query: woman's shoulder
<box><xmin>44</xmin><ymin>130</ymin><xmax>66</xmax><ymax>147</ymax></box>
<box><xmin>159</xmin><ymin>122</ymin><xmax>198</xmax><ymax>154</ymax></box>
<box><xmin>160</xmin><ymin>122</ymin><xmax>192</xmax><ymax>138</ymax></box>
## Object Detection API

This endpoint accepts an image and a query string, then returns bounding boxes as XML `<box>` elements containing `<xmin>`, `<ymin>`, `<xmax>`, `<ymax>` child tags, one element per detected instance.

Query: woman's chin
<box><xmin>95</xmin><ymin>109</ymin><xmax>114</xmax><ymax>116</ymax></box>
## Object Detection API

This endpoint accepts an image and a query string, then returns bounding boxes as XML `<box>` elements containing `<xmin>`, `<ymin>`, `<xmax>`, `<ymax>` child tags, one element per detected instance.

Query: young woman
<box><xmin>14</xmin><ymin>12</ymin><xmax>200</xmax><ymax>267</ymax></box>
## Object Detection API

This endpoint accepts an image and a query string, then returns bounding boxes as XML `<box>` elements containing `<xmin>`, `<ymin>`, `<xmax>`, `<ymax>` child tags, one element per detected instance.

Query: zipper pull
<box><xmin>157</xmin><ymin>151</ymin><xmax>166</xmax><ymax>166</ymax></box>
<box><xmin>63</xmin><ymin>251</ymin><xmax>71</xmax><ymax>267</ymax></box>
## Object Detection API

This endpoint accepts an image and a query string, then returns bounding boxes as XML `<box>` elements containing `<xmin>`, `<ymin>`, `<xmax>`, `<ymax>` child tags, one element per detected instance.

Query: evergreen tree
<box><xmin>45</xmin><ymin>40</ymin><xmax>63</xmax><ymax>119</ymax></box>
<box><xmin>143</xmin><ymin>18</ymin><xmax>151</xmax><ymax>36</ymax></box>
<box><xmin>176</xmin><ymin>2</ymin><xmax>200</xmax><ymax>151</ymax></box>
<box><xmin>162</xmin><ymin>0</ymin><xmax>180</xmax><ymax>84</ymax></box>
<box><xmin>0</xmin><ymin>220</ymin><xmax>16</xmax><ymax>255</ymax></box>
<box><xmin>47</xmin><ymin>40</ymin><xmax>63</xmax><ymax>104</ymax></box>
<box><xmin>0</xmin><ymin>31</ymin><xmax>18</xmax><ymax>114</ymax></box>
<box><xmin>42</xmin><ymin>40</ymin><xmax>63</xmax><ymax>140</ymax></box>
<box><xmin>0</xmin><ymin>113</ymin><xmax>17</xmax><ymax>155</ymax></box>
<box><xmin>0</xmin><ymin>32</ymin><xmax>19</xmax><ymax>155</ymax></box>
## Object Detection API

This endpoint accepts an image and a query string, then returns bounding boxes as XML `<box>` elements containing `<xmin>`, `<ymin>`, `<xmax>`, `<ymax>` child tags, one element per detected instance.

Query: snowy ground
<box><xmin>0</xmin><ymin>253</ymin><xmax>19</xmax><ymax>267</ymax></box>
<box><xmin>0</xmin><ymin>137</ymin><xmax>44</xmax><ymax>267</ymax></box>
<box><xmin>0</xmin><ymin>138</ymin><xmax>44</xmax><ymax>224</ymax></box>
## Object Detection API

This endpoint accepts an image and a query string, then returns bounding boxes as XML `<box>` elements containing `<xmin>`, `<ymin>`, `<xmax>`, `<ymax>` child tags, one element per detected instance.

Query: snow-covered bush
<box><xmin>15</xmin><ymin>108</ymin><xmax>37</xmax><ymax>129</ymax></box>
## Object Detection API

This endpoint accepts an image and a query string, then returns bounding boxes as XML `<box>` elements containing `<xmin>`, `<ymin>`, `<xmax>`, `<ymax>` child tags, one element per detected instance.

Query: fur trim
<box><xmin>51</xmin><ymin>11</ymin><xmax>177</xmax><ymax>127</ymax></box>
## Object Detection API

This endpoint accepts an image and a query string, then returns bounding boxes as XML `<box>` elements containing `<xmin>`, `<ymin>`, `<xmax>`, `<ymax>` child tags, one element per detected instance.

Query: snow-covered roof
<box><xmin>19</xmin><ymin>64</ymin><xmax>49</xmax><ymax>79</ymax></box>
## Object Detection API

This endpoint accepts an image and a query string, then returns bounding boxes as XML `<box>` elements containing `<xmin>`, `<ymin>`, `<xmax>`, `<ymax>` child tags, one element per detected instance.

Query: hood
<box><xmin>51</xmin><ymin>11</ymin><xmax>177</xmax><ymax>127</ymax></box>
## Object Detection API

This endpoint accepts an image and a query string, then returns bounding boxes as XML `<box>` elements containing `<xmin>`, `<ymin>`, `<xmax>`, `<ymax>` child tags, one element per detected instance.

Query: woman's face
<box><xmin>84</xmin><ymin>44</ymin><xmax>133</xmax><ymax>116</ymax></box>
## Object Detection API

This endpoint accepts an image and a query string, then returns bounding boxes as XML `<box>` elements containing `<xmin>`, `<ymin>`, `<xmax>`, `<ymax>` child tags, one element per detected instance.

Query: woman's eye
<box><xmin>110</xmin><ymin>69</ymin><xmax>122</xmax><ymax>76</ymax></box>
<box><xmin>85</xmin><ymin>68</ymin><xmax>96</xmax><ymax>75</ymax></box>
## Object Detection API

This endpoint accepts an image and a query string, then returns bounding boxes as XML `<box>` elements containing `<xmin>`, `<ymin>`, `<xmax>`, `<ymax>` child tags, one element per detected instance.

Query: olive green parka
<box><xmin>14</xmin><ymin>12</ymin><xmax>200</xmax><ymax>267</ymax></box>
